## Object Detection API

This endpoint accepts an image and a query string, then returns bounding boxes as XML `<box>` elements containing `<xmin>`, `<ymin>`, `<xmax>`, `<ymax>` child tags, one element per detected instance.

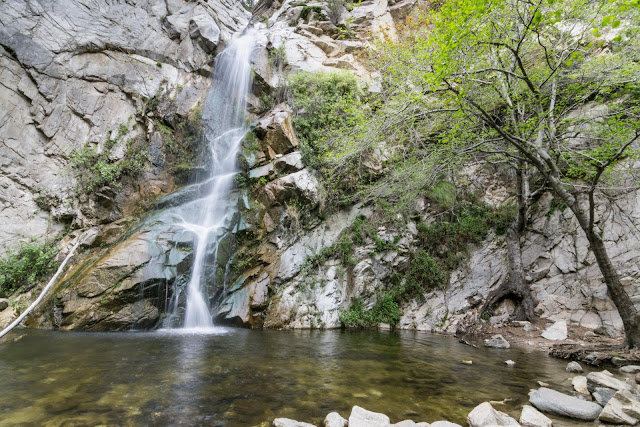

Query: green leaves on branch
<box><xmin>0</xmin><ymin>240</ymin><xmax>59</xmax><ymax>297</ymax></box>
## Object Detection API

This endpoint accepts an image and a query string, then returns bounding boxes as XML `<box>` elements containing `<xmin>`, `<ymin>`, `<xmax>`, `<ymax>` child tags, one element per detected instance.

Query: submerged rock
<box><xmin>529</xmin><ymin>387</ymin><xmax>602</xmax><ymax>420</ymax></box>
<box><xmin>467</xmin><ymin>402</ymin><xmax>519</xmax><ymax>426</ymax></box>
<box><xmin>484</xmin><ymin>334</ymin><xmax>510</xmax><ymax>349</ymax></box>
<box><xmin>348</xmin><ymin>406</ymin><xmax>390</xmax><ymax>427</ymax></box>
<box><xmin>541</xmin><ymin>320</ymin><xmax>567</xmax><ymax>341</ymax></box>
<box><xmin>519</xmin><ymin>405</ymin><xmax>552</xmax><ymax>427</ymax></box>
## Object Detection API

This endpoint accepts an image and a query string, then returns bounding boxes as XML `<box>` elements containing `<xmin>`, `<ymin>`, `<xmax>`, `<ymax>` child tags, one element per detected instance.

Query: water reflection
<box><xmin>0</xmin><ymin>329</ymin><xmax>589</xmax><ymax>426</ymax></box>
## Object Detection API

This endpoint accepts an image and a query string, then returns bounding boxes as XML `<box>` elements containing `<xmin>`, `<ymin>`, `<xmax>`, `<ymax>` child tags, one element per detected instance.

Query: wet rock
<box><xmin>593</xmin><ymin>387</ymin><xmax>617</xmax><ymax>406</ymax></box>
<box><xmin>572</xmin><ymin>376</ymin><xmax>590</xmax><ymax>395</ymax></box>
<box><xmin>519</xmin><ymin>405</ymin><xmax>552</xmax><ymax>427</ymax></box>
<box><xmin>529</xmin><ymin>387</ymin><xmax>602</xmax><ymax>420</ymax></box>
<box><xmin>599</xmin><ymin>389</ymin><xmax>640</xmax><ymax>425</ymax></box>
<box><xmin>349</xmin><ymin>406</ymin><xmax>390</xmax><ymax>427</ymax></box>
<box><xmin>467</xmin><ymin>402</ymin><xmax>519</xmax><ymax>426</ymax></box>
<box><xmin>541</xmin><ymin>320</ymin><xmax>567</xmax><ymax>341</ymax></box>
<box><xmin>566</xmin><ymin>361</ymin><xmax>583</xmax><ymax>373</ymax></box>
<box><xmin>620</xmin><ymin>365</ymin><xmax>640</xmax><ymax>374</ymax></box>
<box><xmin>0</xmin><ymin>299</ymin><xmax>8</xmax><ymax>311</ymax></box>
<box><xmin>273</xmin><ymin>419</ymin><xmax>315</xmax><ymax>427</ymax></box>
<box><xmin>587</xmin><ymin>370</ymin><xmax>633</xmax><ymax>393</ymax></box>
<box><xmin>612</xmin><ymin>356</ymin><xmax>630</xmax><ymax>366</ymax></box>
<box><xmin>254</xmin><ymin>104</ymin><xmax>299</xmax><ymax>159</ymax></box>
<box><xmin>484</xmin><ymin>334</ymin><xmax>510</xmax><ymax>349</ymax></box>
<box><xmin>505</xmin><ymin>360</ymin><xmax>516</xmax><ymax>366</ymax></box>
<box><xmin>324</xmin><ymin>412</ymin><xmax>347</xmax><ymax>427</ymax></box>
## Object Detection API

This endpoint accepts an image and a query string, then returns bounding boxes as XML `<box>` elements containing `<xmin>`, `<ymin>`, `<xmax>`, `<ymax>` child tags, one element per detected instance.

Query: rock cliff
<box><xmin>2</xmin><ymin>0</ymin><xmax>639</xmax><ymax>340</ymax></box>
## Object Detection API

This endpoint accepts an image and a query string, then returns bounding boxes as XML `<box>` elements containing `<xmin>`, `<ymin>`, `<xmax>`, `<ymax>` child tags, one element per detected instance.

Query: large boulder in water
<box><xmin>348</xmin><ymin>406</ymin><xmax>390</xmax><ymax>427</ymax></box>
<box><xmin>467</xmin><ymin>402</ymin><xmax>519</xmax><ymax>426</ymax></box>
<box><xmin>529</xmin><ymin>387</ymin><xmax>602</xmax><ymax>420</ymax></box>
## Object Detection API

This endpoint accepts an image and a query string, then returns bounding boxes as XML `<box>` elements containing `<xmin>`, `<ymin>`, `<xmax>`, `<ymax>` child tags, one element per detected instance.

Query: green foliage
<box><xmin>288</xmin><ymin>71</ymin><xmax>366</xmax><ymax>168</ymax></box>
<box><xmin>416</xmin><ymin>200</ymin><xmax>515</xmax><ymax>274</ymax></box>
<box><xmin>71</xmin><ymin>128</ymin><xmax>149</xmax><ymax>194</ymax></box>
<box><xmin>0</xmin><ymin>240</ymin><xmax>59</xmax><ymax>297</ymax></box>
<box><xmin>300</xmin><ymin>6</ymin><xmax>327</xmax><ymax>21</ymax></box>
<box><xmin>401</xmin><ymin>249</ymin><xmax>444</xmax><ymax>301</ymax></box>
<box><xmin>269</xmin><ymin>44</ymin><xmax>287</xmax><ymax>69</ymax></box>
<box><xmin>339</xmin><ymin>293</ymin><xmax>401</xmax><ymax>328</ymax></box>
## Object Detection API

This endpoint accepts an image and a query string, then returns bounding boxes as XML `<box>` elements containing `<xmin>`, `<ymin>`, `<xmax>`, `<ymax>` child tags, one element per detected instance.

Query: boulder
<box><xmin>260</xmin><ymin>169</ymin><xmax>321</xmax><ymax>209</ymax></box>
<box><xmin>324</xmin><ymin>412</ymin><xmax>347</xmax><ymax>427</ymax></box>
<box><xmin>599</xmin><ymin>389</ymin><xmax>640</xmax><ymax>425</ymax></box>
<box><xmin>529</xmin><ymin>387</ymin><xmax>602</xmax><ymax>420</ymax></box>
<box><xmin>519</xmin><ymin>405</ymin><xmax>552</xmax><ymax>427</ymax></box>
<box><xmin>572</xmin><ymin>376</ymin><xmax>590</xmax><ymax>395</ymax></box>
<box><xmin>255</xmin><ymin>104</ymin><xmax>299</xmax><ymax>159</ymax></box>
<box><xmin>390</xmin><ymin>421</ymin><xmax>420</xmax><ymax>427</ymax></box>
<box><xmin>0</xmin><ymin>299</ymin><xmax>8</xmax><ymax>311</ymax></box>
<box><xmin>593</xmin><ymin>387</ymin><xmax>618</xmax><ymax>406</ymax></box>
<box><xmin>587</xmin><ymin>370</ymin><xmax>633</xmax><ymax>393</ymax></box>
<box><xmin>467</xmin><ymin>402</ymin><xmax>519</xmax><ymax>426</ymax></box>
<box><xmin>273</xmin><ymin>418</ymin><xmax>316</xmax><ymax>427</ymax></box>
<box><xmin>541</xmin><ymin>320</ymin><xmax>567</xmax><ymax>341</ymax></box>
<box><xmin>484</xmin><ymin>334</ymin><xmax>510</xmax><ymax>349</ymax></box>
<box><xmin>274</xmin><ymin>152</ymin><xmax>304</xmax><ymax>174</ymax></box>
<box><xmin>348</xmin><ymin>406</ymin><xmax>390</xmax><ymax>427</ymax></box>
<box><xmin>620</xmin><ymin>365</ymin><xmax>640</xmax><ymax>374</ymax></box>
<box><xmin>566</xmin><ymin>361</ymin><xmax>583</xmax><ymax>373</ymax></box>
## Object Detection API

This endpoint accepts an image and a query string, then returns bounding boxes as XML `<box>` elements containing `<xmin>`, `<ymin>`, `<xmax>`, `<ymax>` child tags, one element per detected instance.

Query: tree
<box><xmin>326</xmin><ymin>0</ymin><xmax>640</xmax><ymax>344</ymax></box>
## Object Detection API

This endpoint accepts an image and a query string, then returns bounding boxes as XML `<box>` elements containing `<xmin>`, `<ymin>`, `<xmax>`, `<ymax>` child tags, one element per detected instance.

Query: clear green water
<box><xmin>0</xmin><ymin>328</ymin><xmax>585</xmax><ymax>426</ymax></box>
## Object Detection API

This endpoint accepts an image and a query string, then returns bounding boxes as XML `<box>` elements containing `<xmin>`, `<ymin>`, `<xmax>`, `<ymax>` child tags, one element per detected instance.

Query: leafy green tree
<box><xmin>329</xmin><ymin>0</ymin><xmax>640</xmax><ymax>344</ymax></box>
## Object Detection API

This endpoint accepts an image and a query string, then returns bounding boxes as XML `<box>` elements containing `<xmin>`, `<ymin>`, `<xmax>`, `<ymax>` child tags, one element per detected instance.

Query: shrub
<box><xmin>71</xmin><ymin>125</ymin><xmax>149</xmax><ymax>194</ymax></box>
<box><xmin>287</xmin><ymin>71</ymin><xmax>365</xmax><ymax>168</ymax></box>
<box><xmin>0</xmin><ymin>240</ymin><xmax>59</xmax><ymax>297</ymax></box>
<box><xmin>339</xmin><ymin>292</ymin><xmax>401</xmax><ymax>328</ymax></box>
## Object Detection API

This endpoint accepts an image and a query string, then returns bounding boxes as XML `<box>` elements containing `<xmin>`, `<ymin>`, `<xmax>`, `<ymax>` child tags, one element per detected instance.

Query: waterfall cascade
<box><xmin>167</xmin><ymin>28</ymin><xmax>257</xmax><ymax>330</ymax></box>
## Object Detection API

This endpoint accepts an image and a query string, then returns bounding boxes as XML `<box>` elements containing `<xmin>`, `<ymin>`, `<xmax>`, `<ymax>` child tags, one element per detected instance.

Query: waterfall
<box><xmin>172</xmin><ymin>28</ymin><xmax>257</xmax><ymax>330</ymax></box>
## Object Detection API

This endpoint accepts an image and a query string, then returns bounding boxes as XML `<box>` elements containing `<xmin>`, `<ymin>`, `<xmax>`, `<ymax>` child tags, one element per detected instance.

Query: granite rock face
<box><xmin>0</xmin><ymin>0</ymin><xmax>249</xmax><ymax>254</ymax></box>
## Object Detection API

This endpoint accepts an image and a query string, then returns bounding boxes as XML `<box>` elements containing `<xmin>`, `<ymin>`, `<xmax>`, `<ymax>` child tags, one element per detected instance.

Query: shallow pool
<box><xmin>0</xmin><ymin>328</ymin><xmax>586</xmax><ymax>426</ymax></box>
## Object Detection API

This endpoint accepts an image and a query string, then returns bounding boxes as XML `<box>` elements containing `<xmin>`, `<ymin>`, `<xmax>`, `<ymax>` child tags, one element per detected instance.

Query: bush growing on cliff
<box><xmin>287</xmin><ymin>71</ymin><xmax>367</xmax><ymax>168</ymax></box>
<box><xmin>71</xmin><ymin>125</ymin><xmax>149</xmax><ymax>194</ymax></box>
<box><xmin>339</xmin><ymin>293</ymin><xmax>401</xmax><ymax>328</ymax></box>
<box><xmin>0</xmin><ymin>240</ymin><xmax>59</xmax><ymax>297</ymax></box>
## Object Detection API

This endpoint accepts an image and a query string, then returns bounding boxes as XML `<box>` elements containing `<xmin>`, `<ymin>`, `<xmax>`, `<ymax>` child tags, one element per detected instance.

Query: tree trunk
<box><xmin>587</xmin><ymin>231</ymin><xmax>640</xmax><ymax>347</ymax></box>
<box><xmin>479</xmin><ymin>165</ymin><xmax>536</xmax><ymax>321</ymax></box>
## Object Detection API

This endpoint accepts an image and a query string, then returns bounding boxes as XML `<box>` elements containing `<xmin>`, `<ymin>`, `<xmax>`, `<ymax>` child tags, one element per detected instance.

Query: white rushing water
<box><xmin>175</xmin><ymin>28</ymin><xmax>257</xmax><ymax>329</ymax></box>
